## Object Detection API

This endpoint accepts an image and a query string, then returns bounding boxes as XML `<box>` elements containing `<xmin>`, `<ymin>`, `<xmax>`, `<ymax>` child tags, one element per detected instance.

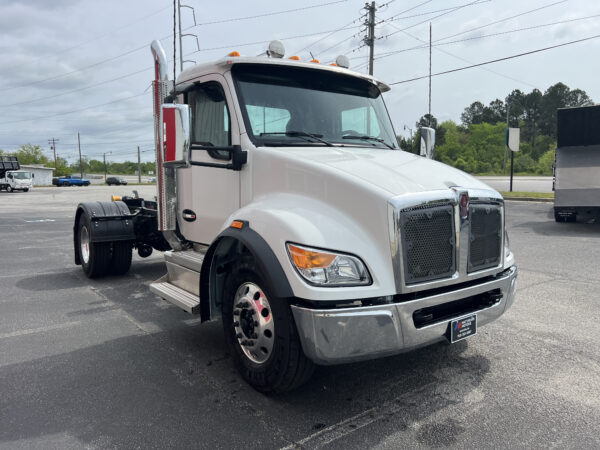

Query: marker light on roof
<box><xmin>310</xmin><ymin>59</ymin><xmax>320</xmax><ymax>63</ymax></box>
<box><xmin>289</xmin><ymin>55</ymin><xmax>300</xmax><ymax>60</ymax></box>
<box><xmin>228</xmin><ymin>51</ymin><xmax>240</xmax><ymax>57</ymax></box>
<box><xmin>267</xmin><ymin>40</ymin><xmax>285</xmax><ymax>58</ymax></box>
<box><xmin>335</xmin><ymin>55</ymin><xmax>350</xmax><ymax>69</ymax></box>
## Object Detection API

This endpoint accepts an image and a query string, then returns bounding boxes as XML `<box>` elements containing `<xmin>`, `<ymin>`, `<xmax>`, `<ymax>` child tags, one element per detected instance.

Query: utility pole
<box><xmin>428</xmin><ymin>23</ymin><xmax>432</xmax><ymax>126</ymax></box>
<box><xmin>103</xmin><ymin>151</ymin><xmax>111</xmax><ymax>180</ymax></box>
<box><xmin>48</xmin><ymin>138</ymin><xmax>59</xmax><ymax>169</ymax></box>
<box><xmin>77</xmin><ymin>132</ymin><xmax>84</xmax><ymax>177</ymax></box>
<box><xmin>364</xmin><ymin>1</ymin><xmax>376</xmax><ymax>76</ymax></box>
<box><xmin>137</xmin><ymin>146</ymin><xmax>142</xmax><ymax>184</ymax></box>
<box><xmin>178</xmin><ymin>0</ymin><xmax>183</xmax><ymax>73</ymax></box>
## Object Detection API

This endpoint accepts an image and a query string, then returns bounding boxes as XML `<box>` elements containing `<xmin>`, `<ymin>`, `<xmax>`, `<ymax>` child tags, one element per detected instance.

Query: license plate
<box><xmin>450</xmin><ymin>314</ymin><xmax>477</xmax><ymax>343</ymax></box>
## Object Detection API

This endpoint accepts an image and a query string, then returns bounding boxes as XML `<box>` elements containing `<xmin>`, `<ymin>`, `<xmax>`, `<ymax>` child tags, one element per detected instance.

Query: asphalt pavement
<box><xmin>1</xmin><ymin>186</ymin><xmax>599</xmax><ymax>449</ymax></box>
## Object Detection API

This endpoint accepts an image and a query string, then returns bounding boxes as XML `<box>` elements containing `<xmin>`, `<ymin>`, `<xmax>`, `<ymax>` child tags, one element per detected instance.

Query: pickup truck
<box><xmin>52</xmin><ymin>175</ymin><xmax>91</xmax><ymax>186</ymax></box>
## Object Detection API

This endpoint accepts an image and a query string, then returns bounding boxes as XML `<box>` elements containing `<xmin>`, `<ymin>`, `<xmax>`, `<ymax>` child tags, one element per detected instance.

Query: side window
<box><xmin>245</xmin><ymin>105</ymin><xmax>291</xmax><ymax>135</ymax></box>
<box><xmin>341</xmin><ymin>106</ymin><xmax>381</xmax><ymax>136</ymax></box>
<box><xmin>188</xmin><ymin>82</ymin><xmax>231</xmax><ymax>159</ymax></box>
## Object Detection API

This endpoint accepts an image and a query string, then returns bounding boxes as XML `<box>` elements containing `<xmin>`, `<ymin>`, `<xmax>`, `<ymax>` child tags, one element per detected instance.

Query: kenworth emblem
<box><xmin>451</xmin><ymin>187</ymin><xmax>469</xmax><ymax>220</ymax></box>
<box><xmin>459</xmin><ymin>192</ymin><xmax>469</xmax><ymax>219</ymax></box>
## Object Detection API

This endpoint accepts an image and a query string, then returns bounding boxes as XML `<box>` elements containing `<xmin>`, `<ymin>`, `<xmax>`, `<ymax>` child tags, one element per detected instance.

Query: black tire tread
<box><xmin>223</xmin><ymin>256</ymin><xmax>314</xmax><ymax>394</ymax></box>
<box><xmin>110</xmin><ymin>241</ymin><xmax>132</xmax><ymax>275</ymax></box>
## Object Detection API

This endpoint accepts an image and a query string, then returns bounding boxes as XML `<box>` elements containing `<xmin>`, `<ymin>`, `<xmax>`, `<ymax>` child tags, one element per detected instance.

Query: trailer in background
<box><xmin>554</xmin><ymin>105</ymin><xmax>600</xmax><ymax>222</ymax></box>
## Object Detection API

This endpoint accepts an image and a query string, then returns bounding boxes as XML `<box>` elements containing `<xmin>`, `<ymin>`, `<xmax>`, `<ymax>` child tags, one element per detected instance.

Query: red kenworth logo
<box><xmin>459</xmin><ymin>192</ymin><xmax>469</xmax><ymax>219</ymax></box>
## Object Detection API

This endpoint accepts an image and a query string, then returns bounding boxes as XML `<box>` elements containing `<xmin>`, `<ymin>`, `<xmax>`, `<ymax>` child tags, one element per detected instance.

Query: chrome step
<box><xmin>150</xmin><ymin>274</ymin><xmax>200</xmax><ymax>314</ymax></box>
<box><xmin>164</xmin><ymin>248</ymin><xmax>206</xmax><ymax>272</ymax></box>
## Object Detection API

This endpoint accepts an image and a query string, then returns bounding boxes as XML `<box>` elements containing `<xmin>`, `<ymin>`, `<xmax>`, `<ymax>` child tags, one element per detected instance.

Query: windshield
<box><xmin>12</xmin><ymin>172</ymin><xmax>31</xmax><ymax>179</ymax></box>
<box><xmin>232</xmin><ymin>64</ymin><xmax>397</xmax><ymax>149</ymax></box>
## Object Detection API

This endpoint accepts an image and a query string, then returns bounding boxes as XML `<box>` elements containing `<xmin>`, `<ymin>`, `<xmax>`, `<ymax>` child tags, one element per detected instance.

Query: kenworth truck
<box><xmin>72</xmin><ymin>40</ymin><xmax>517</xmax><ymax>393</ymax></box>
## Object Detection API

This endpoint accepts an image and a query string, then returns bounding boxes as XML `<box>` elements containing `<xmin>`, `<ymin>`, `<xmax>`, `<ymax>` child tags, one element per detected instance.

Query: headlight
<box><xmin>504</xmin><ymin>229</ymin><xmax>510</xmax><ymax>258</ymax></box>
<box><xmin>287</xmin><ymin>243</ymin><xmax>371</xmax><ymax>286</ymax></box>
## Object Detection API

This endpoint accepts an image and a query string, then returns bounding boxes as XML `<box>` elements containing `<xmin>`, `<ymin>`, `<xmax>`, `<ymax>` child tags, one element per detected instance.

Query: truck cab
<box><xmin>72</xmin><ymin>40</ymin><xmax>517</xmax><ymax>393</ymax></box>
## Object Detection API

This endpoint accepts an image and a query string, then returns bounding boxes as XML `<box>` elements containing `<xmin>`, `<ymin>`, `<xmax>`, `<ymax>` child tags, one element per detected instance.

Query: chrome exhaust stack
<box><xmin>151</xmin><ymin>40</ymin><xmax>183</xmax><ymax>251</ymax></box>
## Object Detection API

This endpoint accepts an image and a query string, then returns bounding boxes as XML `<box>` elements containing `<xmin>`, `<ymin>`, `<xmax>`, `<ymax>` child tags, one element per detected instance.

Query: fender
<box><xmin>73</xmin><ymin>201</ymin><xmax>135</xmax><ymax>265</ymax></box>
<box><xmin>199</xmin><ymin>222</ymin><xmax>293</xmax><ymax>322</ymax></box>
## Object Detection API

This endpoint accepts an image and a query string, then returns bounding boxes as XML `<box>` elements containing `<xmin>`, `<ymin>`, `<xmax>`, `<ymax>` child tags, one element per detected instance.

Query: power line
<box><xmin>389</xmin><ymin>33</ymin><xmax>600</xmax><ymax>85</ymax></box>
<box><xmin>0</xmin><ymin>93</ymin><xmax>146</xmax><ymax>127</ymax></box>
<box><xmin>1</xmin><ymin>1</ymin><xmax>347</xmax><ymax>94</ymax></box>
<box><xmin>433</xmin><ymin>0</ymin><xmax>568</xmax><ymax>44</ymax></box>
<box><xmin>182</xmin><ymin>0</ymin><xmax>348</xmax><ymax>29</ymax></box>
<box><xmin>384</xmin><ymin>0</ymin><xmax>491</xmax><ymax>22</ymax></box>
<box><xmin>380</xmin><ymin>0</ymin><xmax>486</xmax><ymax>40</ymax></box>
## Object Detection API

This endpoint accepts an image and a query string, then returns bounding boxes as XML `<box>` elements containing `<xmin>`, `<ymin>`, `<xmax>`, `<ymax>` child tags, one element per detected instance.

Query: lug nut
<box><xmin>233</xmin><ymin>310</ymin><xmax>240</xmax><ymax>316</ymax></box>
<box><xmin>233</xmin><ymin>321</ymin><xmax>239</xmax><ymax>327</ymax></box>
<box><xmin>241</xmin><ymin>340</ymin><xmax>254</xmax><ymax>347</ymax></box>
<box><xmin>236</xmin><ymin>333</ymin><xmax>243</xmax><ymax>339</ymax></box>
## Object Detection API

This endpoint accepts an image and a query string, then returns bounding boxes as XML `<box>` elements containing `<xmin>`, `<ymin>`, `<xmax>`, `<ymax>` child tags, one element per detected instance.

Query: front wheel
<box><xmin>83</xmin><ymin>181</ymin><xmax>90</xmax><ymax>186</ymax></box>
<box><xmin>23</xmin><ymin>188</ymin><xmax>29</xmax><ymax>192</ymax></box>
<box><xmin>6</xmin><ymin>186</ymin><xmax>12</xmax><ymax>192</ymax></box>
<box><xmin>222</xmin><ymin>257</ymin><xmax>314</xmax><ymax>394</ymax></box>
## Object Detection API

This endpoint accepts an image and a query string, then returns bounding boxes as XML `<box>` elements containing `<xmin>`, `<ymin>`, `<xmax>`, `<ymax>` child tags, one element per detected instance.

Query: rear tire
<box><xmin>83</xmin><ymin>181</ymin><xmax>90</xmax><ymax>186</ymax></box>
<box><xmin>110</xmin><ymin>242</ymin><xmax>132</xmax><ymax>275</ymax></box>
<box><xmin>23</xmin><ymin>188</ymin><xmax>29</xmax><ymax>192</ymax></box>
<box><xmin>62</xmin><ymin>182</ymin><xmax>69</xmax><ymax>187</ymax></box>
<box><xmin>222</xmin><ymin>256</ymin><xmax>314</xmax><ymax>394</ymax></box>
<box><xmin>77</xmin><ymin>214</ymin><xmax>111</xmax><ymax>278</ymax></box>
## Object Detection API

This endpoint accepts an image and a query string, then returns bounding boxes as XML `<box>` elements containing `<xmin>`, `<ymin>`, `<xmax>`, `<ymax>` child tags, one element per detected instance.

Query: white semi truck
<box><xmin>0</xmin><ymin>156</ymin><xmax>33</xmax><ymax>192</ymax></box>
<box><xmin>72</xmin><ymin>40</ymin><xmax>517</xmax><ymax>393</ymax></box>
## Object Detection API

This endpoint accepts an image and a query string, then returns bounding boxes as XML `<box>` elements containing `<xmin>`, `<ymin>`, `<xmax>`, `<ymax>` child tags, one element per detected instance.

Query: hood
<box><xmin>275</xmin><ymin>146</ymin><xmax>493</xmax><ymax>195</ymax></box>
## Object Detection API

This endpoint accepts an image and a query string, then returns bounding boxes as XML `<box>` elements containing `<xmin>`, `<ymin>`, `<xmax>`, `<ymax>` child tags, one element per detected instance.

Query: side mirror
<box><xmin>162</xmin><ymin>103</ymin><xmax>191</xmax><ymax>167</ymax></box>
<box><xmin>7</xmin><ymin>174</ymin><xmax>13</xmax><ymax>179</ymax></box>
<box><xmin>31</xmin><ymin>173</ymin><xmax>35</xmax><ymax>178</ymax></box>
<box><xmin>420</xmin><ymin>127</ymin><xmax>435</xmax><ymax>159</ymax></box>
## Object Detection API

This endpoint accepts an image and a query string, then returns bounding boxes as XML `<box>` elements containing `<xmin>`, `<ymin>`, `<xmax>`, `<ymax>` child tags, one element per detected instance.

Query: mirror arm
<box><xmin>189</xmin><ymin>145</ymin><xmax>247</xmax><ymax>171</ymax></box>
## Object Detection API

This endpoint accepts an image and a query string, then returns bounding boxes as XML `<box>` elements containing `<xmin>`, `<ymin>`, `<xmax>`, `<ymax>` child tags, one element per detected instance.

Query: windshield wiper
<box><xmin>342</xmin><ymin>135</ymin><xmax>394</xmax><ymax>149</ymax></box>
<box><xmin>260</xmin><ymin>131</ymin><xmax>334</xmax><ymax>147</ymax></box>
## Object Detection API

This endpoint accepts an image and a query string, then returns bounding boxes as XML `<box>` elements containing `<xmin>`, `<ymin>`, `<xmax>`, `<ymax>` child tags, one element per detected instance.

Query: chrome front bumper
<box><xmin>291</xmin><ymin>266</ymin><xmax>517</xmax><ymax>365</ymax></box>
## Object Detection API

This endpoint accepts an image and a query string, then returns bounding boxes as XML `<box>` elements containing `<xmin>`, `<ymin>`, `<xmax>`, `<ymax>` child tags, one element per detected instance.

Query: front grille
<box><xmin>400</xmin><ymin>204</ymin><xmax>455</xmax><ymax>284</ymax></box>
<box><xmin>468</xmin><ymin>204</ymin><xmax>502</xmax><ymax>272</ymax></box>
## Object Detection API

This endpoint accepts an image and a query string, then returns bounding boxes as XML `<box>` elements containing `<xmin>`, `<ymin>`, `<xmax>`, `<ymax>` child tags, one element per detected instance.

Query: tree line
<box><xmin>0</xmin><ymin>144</ymin><xmax>155</xmax><ymax>177</ymax></box>
<box><xmin>397</xmin><ymin>82</ymin><xmax>593</xmax><ymax>175</ymax></box>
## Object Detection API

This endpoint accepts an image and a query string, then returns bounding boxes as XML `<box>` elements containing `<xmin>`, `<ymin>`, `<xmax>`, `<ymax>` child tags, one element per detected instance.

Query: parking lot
<box><xmin>1</xmin><ymin>185</ymin><xmax>599</xmax><ymax>449</ymax></box>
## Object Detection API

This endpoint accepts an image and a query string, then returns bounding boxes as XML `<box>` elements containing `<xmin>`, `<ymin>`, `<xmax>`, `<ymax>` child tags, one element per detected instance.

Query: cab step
<box><xmin>149</xmin><ymin>247</ymin><xmax>207</xmax><ymax>314</ymax></box>
<box><xmin>150</xmin><ymin>274</ymin><xmax>200</xmax><ymax>313</ymax></box>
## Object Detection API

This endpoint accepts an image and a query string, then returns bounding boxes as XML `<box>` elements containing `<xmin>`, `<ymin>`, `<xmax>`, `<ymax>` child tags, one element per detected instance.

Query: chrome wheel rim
<box><xmin>80</xmin><ymin>225</ymin><xmax>90</xmax><ymax>264</ymax></box>
<box><xmin>233</xmin><ymin>282</ymin><xmax>275</xmax><ymax>364</ymax></box>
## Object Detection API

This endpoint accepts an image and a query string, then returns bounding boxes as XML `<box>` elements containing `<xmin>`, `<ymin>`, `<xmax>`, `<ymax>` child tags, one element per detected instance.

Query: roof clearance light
<box><xmin>329</xmin><ymin>63</ymin><xmax>338</xmax><ymax>66</ymax></box>
<box><xmin>310</xmin><ymin>59</ymin><xmax>320</xmax><ymax>63</ymax></box>
<box><xmin>228</xmin><ymin>51</ymin><xmax>241</xmax><ymax>57</ymax></box>
<box><xmin>267</xmin><ymin>40</ymin><xmax>285</xmax><ymax>58</ymax></box>
<box><xmin>335</xmin><ymin>55</ymin><xmax>350</xmax><ymax>69</ymax></box>
<box><xmin>289</xmin><ymin>55</ymin><xmax>300</xmax><ymax>61</ymax></box>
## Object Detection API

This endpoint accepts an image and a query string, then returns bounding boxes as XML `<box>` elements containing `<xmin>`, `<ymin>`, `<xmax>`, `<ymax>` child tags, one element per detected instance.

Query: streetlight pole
<box><xmin>404</xmin><ymin>125</ymin><xmax>413</xmax><ymax>153</ymax></box>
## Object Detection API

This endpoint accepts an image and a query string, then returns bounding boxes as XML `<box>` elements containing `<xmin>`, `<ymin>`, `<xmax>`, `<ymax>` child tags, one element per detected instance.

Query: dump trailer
<box><xmin>72</xmin><ymin>40</ymin><xmax>517</xmax><ymax>393</ymax></box>
<box><xmin>554</xmin><ymin>105</ymin><xmax>600</xmax><ymax>222</ymax></box>
<box><xmin>0</xmin><ymin>156</ymin><xmax>33</xmax><ymax>192</ymax></box>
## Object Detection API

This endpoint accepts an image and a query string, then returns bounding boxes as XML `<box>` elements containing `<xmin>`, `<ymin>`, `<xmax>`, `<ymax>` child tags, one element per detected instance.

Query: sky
<box><xmin>0</xmin><ymin>0</ymin><xmax>598</xmax><ymax>163</ymax></box>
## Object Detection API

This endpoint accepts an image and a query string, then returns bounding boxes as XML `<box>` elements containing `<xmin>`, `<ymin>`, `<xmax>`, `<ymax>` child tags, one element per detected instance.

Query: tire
<box><xmin>23</xmin><ymin>188</ymin><xmax>29</xmax><ymax>192</ymax></box>
<box><xmin>77</xmin><ymin>214</ymin><xmax>111</xmax><ymax>278</ymax></box>
<box><xmin>83</xmin><ymin>181</ymin><xmax>90</xmax><ymax>186</ymax></box>
<box><xmin>110</xmin><ymin>241</ymin><xmax>132</xmax><ymax>275</ymax></box>
<box><xmin>222</xmin><ymin>256</ymin><xmax>314</xmax><ymax>394</ymax></box>
<box><xmin>62</xmin><ymin>182</ymin><xmax>69</xmax><ymax>187</ymax></box>
<box><xmin>6</xmin><ymin>186</ymin><xmax>12</xmax><ymax>192</ymax></box>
